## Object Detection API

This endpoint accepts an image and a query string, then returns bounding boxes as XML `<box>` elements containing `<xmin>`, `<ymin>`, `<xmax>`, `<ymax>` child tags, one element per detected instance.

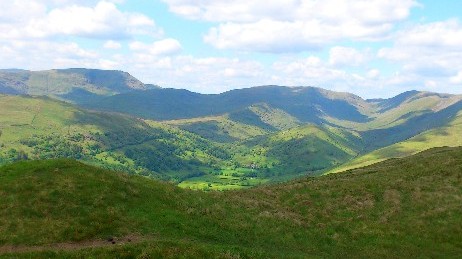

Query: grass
<box><xmin>0</xmin><ymin>95</ymin><xmax>232</xmax><ymax>181</ymax></box>
<box><xmin>0</xmin><ymin>94</ymin><xmax>367</xmax><ymax>189</ymax></box>
<box><xmin>329</xmin><ymin>110</ymin><xmax>462</xmax><ymax>174</ymax></box>
<box><xmin>2</xmin><ymin>92</ymin><xmax>462</xmax><ymax>191</ymax></box>
<box><xmin>1</xmin><ymin>146</ymin><xmax>462</xmax><ymax>257</ymax></box>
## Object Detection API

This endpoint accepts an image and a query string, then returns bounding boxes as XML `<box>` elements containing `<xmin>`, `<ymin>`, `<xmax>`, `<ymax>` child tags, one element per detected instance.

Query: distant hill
<box><xmin>1</xmin><ymin>146</ymin><xmax>461</xmax><ymax>257</ymax></box>
<box><xmin>0</xmin><ymin>68</ymin><xmax>158</xmax><ymax>102</ymax></box>
<box><xmin>2</xmin><ymin>68</ymin><xmax>462</xmax><ymax>188</ymax></box>
<box><xmin>0</xmin><ymin>94</ymin><xmax>363</xmax><ymax>189</ymax></box>
<box><xmin>81</xmin><ymin>85</ymin><xmax>373</xmax><ymax>123</ymax></box>
<box><xmin>328</xmin><ymin>109</ymin><xmax>462</xmax><ymax>174</ymax></box>
<box><xmin>0</xmin><ymin>94</ymin><xmax>230</xmax><ymax>183</ymax></box>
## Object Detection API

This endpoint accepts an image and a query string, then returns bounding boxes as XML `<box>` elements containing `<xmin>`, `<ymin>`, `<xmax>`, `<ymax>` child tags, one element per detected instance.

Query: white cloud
<box><xmin>0</xmin><ymin>1</ymin><xmax>159</xmax><ymax>40</ymax></box>
<box><xmin>162</xmin><ymin>0</ymin><xmax>417</xmax><ymax>23</ymax></box>
<box><xmin>329</xmin><ymin>46</ymin><xmax>369</xmax><ymax>67</ymax></box>
<box><xmin>367</xmin><ymin>69</ymin><xmax>380</xmax><ymax>79</ymax></box>
<box><xmin>103</xmin><ymin>40</ymin><xmax>122</xmax><ymax>49</ymax></box>
<box><xmin>125</xmin><ymin>55</ymin><xmax>265</xmax><ymax>93</ymax></box>
<box><xmin>165</xmin><ymin>0</ymin><xmax>418</xmax><ymax>52</ymax></box>
<box><xmin>272</xmin><ymin>56</ymin><xmax>359</xmax><ymax>87</ymax></box>
<box><xmin>0</xmin><ymin>40</ymin><xmax>99</xmax><ymax>70</ymax></box>
<box><xmin>129</xmin><ymin>38</ymin><xmax>182</xmax><ymax>56</ymax></box>
<box><xmin>377</xmin><ymin>19</ymin><xmax>462</xmax><ymax>93</ymax></box>
<box><xmin>450</xmin><ymin>71</ymin><xmax>462</xmax><ymax>84</ymax></box>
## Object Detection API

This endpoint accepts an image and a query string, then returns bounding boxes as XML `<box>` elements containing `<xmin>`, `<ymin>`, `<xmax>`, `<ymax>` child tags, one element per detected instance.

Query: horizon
<box><xmin>3</xmin><ymin>67</ymin><xmax>459</xmax><ymax>100</ymax></box>
<box><xmin>1</xmin><ymin>1</ymin><xmax>461</xmax><ymax>98</ymax></box>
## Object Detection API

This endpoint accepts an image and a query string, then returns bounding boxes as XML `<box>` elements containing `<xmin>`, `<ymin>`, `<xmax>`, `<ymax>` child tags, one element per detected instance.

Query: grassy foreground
<box><xmin>1</xmin><ymin>147</ymin><xmax>462</xmax><ymax>258</ymax></box>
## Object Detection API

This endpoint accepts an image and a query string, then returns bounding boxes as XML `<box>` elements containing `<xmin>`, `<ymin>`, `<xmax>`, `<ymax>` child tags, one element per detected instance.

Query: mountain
<box><xmin>80</xmin><ymin>83</ymin><xmax>462</xmax><ymax>152</ymax></box>
<box><xmin>0</xmin><ymin>94</ymin><xmax>363</xmax><ymax>189</ymax></box>
<box><xmin>81</xmin><ymin>85</ymin><xmax>372</xmax><ymax>123</ymax></box>
<box><xmin>0</xmin><ymin>68</ymin><xmax>157</xmax><ymax>101</ymax></box>
<box><xmin>329</xmin><ymin>108</ymin><xmax>462</xmax><ymax>174</ymax></box>
<box><xmin>1</xmin><ymin>147</ymin><xmax>461</xmax><ymax>257</ymax></box>
<box><xmin>0</xmin><ymin>94</ymin><xmax>231</xmax><ymax>182</ymax></box>
<box><xmin>2</xmin><ymin>68</ymin><xmax>462</xmax><ymax>188</ymax></box>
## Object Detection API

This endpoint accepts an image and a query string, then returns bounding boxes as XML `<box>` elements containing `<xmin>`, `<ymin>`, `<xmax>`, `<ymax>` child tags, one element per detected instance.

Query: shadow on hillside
<box><xmin>362</xmin><ymin>100</ymin><xmax>462</xmax><ymax>152</ymax></box>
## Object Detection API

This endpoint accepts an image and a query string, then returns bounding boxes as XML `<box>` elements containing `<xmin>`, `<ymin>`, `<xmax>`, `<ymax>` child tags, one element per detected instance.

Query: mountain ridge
<box><xmin>1</xmin><ymin>68</ymin><xmax>462</xmax><ymax>189</ymax></box>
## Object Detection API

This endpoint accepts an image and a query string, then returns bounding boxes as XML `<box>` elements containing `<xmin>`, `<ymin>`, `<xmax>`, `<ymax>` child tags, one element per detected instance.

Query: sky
<box><xmin>1</xmin><ymin>0</ymin><xmax>462</xmax><ymax>98</ymax></box>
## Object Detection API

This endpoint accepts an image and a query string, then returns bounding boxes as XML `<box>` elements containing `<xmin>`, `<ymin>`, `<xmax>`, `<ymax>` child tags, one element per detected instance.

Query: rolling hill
<box><xmin>80</xmin><ymin>81</ymin><xmax>462</xmax><ymax>155</ymax></box>
<box><xmin>329</xmin><ymin>109</ymin><xmax>462</xmax><ymax>174</ymax></box>
<box><xmin>0</xmin><ymin>94</ymin><xmax>364</xmax><ymax>189</ymax></box>
<box><xmin>0</xmin><ymin>94</ymin><xmax>230</xmax><ymax>182</ymax></box>
<box><xmin>1</xmin><ymin>146</ymin><xmax>461</xmax><ymax>257</ymax></box>
<box><xmin>2</xmin><ymin>68</ymin><xmax>462</xmax><ymax>189</ymax></box>
<box><xmin>0</xmin><ymin>68</ymin><xmax>157</xmax><ymax>102</ymax></box>
<box><xmin>80</xmin><ymin>85</ymin><xmax>373</xmax><ymax>123</ymax></box>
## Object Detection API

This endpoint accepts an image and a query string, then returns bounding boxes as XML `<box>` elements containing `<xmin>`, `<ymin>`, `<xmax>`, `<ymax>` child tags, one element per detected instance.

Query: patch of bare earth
<box><xmin>0</xmin><ymin>234</ymin><xmax>150</xmax><ymax>254</ymax></box>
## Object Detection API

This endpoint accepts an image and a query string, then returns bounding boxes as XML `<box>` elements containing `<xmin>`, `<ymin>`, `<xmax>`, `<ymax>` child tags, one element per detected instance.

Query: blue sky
<box><xmin>1</xmin><ymin>0</ymin><xmax>461</xmax><ymax>98</ymax></box>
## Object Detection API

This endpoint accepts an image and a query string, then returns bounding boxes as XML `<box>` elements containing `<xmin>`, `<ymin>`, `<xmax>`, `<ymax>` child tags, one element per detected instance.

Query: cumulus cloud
<box><xmin>129</xmin><ymin>38</ymin><xmax>182</xmax><ymax>56</ymax></box>
<box><xmin>272</xmin><ymin>56</ymin><xmax>365</xmax><ymax>89</ymax></box>
<box><xmin>450</xmin><ymin>71</ymin><xmax>462</xmax><ymax>84</ymax></box>
<box><xmin>131</xmin><ymin>56</ymin><xmax>265</xmax><ymax>93</ymax></box>
<box><xmin>377</xmin><ymin>19</ymin><xmax>462</xmax><ymax>92</ymax></box>
<box><xmin>164</xmin><ymin>0</ymin><xmax>418</xmax><ymax>52</ymax></box>
<box><xmin>0</xmin><ymin>40</ymin><xmax>100</xmax><ymax>70</ymax></box>
<box><xmin>329</xmin><ymin>46</ymin><xmax>370</xmax><ymax>67</ymax></box>
<box><xmin>0</xmin><ymin>1</ymin><xmax>160</xmax><ymax>40</ymax></box>
<box><xmin>103</xmin><ymin>40</ymin><xmax>122</xmax><ymax>49</ymax></box>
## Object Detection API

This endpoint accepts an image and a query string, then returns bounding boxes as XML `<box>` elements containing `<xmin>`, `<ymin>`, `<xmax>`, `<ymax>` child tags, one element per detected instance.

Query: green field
<box><xmin>1</xmin><ymin>146</ymin><xmax>462</xmax><ymax>257</ymax></box>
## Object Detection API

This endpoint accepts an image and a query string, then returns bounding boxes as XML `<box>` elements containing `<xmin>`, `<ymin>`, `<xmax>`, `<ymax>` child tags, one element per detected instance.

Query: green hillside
<box><xmin>2</xmin><ymin>78</ymin><xmax>462</xmax><ymax>190</ymax></box>
<box><xmin>0</xmin><ymin>94</ymin><xmax>230</xmax><ymax>182</ymax></box>
<box><xmin>1</xmin><ymin>94</ymin><xmax>371</xmax><ymax>190</ymax></box>
<box><xmin>81</xmin><ymin>84</ymin><xmax>462</xmax><ymax>158</ymax></box>
<box><xmin>177</xmin><ymin>124</ymin><xmax>363</xmax><ymax>190</ymax></box>
<box><xmin>165</xmin><ymin>114</ymin><xmax>269</xmax><ymax>143</ymax></box>
<box><xmin>0</xmin><ymin>69</ymin><xmax>155</xmax><ymax>101</ymax></box>
<box><xmin>1</xmin><ymin>147</ymin><xmax>462</xmax><ymax>257</ymax></box>
<box><xmin>328</xmin><ymin>110</ymin><xmax>462</xmax><ymax>174</ymax></box>
<box><xmin>166</xmin><ymin>103</ymin><xmax>301</xmax><ymax>143</ymax></box>
<box><xmin>82</xmin><ymin>85</ymin><xmax>373</xmax><ymax>123</ymax></box>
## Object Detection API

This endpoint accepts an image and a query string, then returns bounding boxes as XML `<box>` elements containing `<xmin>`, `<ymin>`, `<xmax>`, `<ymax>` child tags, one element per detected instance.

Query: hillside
<box><xmin>2</xmin><ymin>94</ymin><xmax>375</xmax><ymax>189</ymax></box>
<box><xmin>81</xmin><ymin>83</ymin><xmax>462</xmax><ymax>155</ymax></box>
<box><xmin>2</xmin><ymin>68</ymin><xmax>461</xmax><ymax>155</ymax></box>
<box><xmin>329</xmin><ymin>110</ymin><xmax>462</xmax><ymax>174</ymax></box>
<box><xmin>2</xmin><ymin>68</ymin><xmax>462</xmax><ymax>189</ymax></box>
<box><xmin>81</xmin><ymin>85</ymin><xmax>373</xmax><ymax>123</ymax></box>
<box><xmin>166</xmin><ymin>103</ymin><xmax>301</xmax><ymax>143</ymax></box>
<box><xmin>0</xmin><ymin>94</ymin><xmax>230</xmax><ymax>182</ymax></box>
<box><xmin>0</xmin><ymin>69</ymin><xmax>156</xmax><ymax>101</ymax></box>
<box><xmin>1</xmin><ymin>147</ymin><xmax>461</xmax><ymax>257</ymax></box>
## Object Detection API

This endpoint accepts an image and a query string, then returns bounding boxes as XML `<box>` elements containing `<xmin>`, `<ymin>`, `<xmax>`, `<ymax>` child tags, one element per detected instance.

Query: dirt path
<box><xmin>0</xmin><ymin>235</ymin><xmax>150</xmax><ymax>255</ymax></box>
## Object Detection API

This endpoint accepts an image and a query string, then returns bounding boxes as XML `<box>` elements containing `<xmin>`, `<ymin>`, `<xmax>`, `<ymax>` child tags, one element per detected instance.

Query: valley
<box><xmin>1</xmin><ymin>69</ymin><xmax>462</xmax><ymax>190</ymax></box>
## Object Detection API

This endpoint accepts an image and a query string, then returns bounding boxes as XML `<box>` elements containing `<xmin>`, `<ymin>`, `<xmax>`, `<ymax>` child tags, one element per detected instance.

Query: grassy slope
<box><xmin>83</xmin><ymin>85</ymin><xmax>372</xmax><ymax>124</ymax></box>
<box><xmin>179</xmin><ymin>124</ymin><xmax>363</xmax><ymax>190</ymax></box>
<box><xmin>328</xmin><ymin>110</ymin><xmax>462</xmax><ymax>173</ymax></box>
<box><xmin>1</xmin><ymin>147</ymin><xmax>462</xmax><ymax>257</ymax></box>
<box><xmin>0</xmin><ymin>95</ymin><xmax>229</xmax><ymax>181</ymax></box>
<box><xmin>166</xmin><ymin>103</ymin><xmax>301</xmax><ymax>143</ymax></box>
<box><xmin>0</xmin><ymin>69</ymin><xmax>146</xmax><ymax>97</ymax></box>
<box><xmin>165</xmin><ymin>115</ymin><xmax>268</xmax><ymax>143</ymax></box>
<box><xmin>1</xmin><ymin>95</ymin><xmax>361</xmax><ymax>190</ymax></box>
